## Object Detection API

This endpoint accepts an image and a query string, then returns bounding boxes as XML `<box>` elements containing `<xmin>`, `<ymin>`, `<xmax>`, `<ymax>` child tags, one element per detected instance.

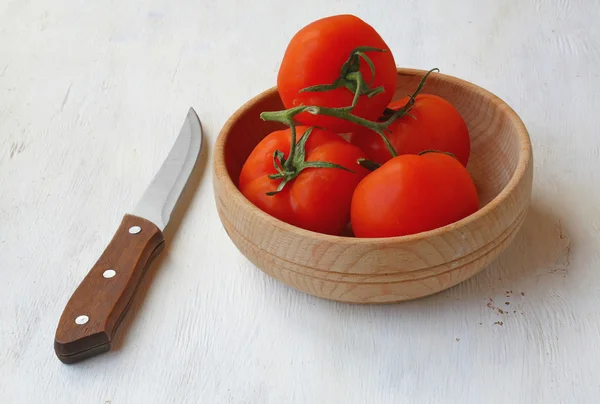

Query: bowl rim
<box><xmin>214</xmin><ymin>67</ymin><xmax>533</xmax><ymax>245</ymax></box>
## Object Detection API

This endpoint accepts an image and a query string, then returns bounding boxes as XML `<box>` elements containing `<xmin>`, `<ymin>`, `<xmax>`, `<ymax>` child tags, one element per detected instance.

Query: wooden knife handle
<box><xmin>54</xmin><ymin>214</ymin><xmax>165</xmax><ymax>364</ymax></box>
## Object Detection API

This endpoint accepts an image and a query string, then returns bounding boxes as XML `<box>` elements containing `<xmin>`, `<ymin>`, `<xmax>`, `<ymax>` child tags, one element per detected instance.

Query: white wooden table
<box><xmin>1</xmin><ymin>1</ymin><xmax>599</xmax><ymax>402</ymax></box>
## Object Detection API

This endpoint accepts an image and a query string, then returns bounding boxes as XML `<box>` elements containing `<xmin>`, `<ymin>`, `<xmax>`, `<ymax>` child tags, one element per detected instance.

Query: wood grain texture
<box><xmin>214</xmin><ymin>68</ymin><xmax>533</xmax><ymax>303</ymax></box>
<box><xmin>2</xmin><ymin>0</ymin><xmax>600</xmax><ymax>403</ymax></box>
<box><xmin>54</xmin><ymin>214</ymin><xmax>164</xmax><ymax>363</ymax></box>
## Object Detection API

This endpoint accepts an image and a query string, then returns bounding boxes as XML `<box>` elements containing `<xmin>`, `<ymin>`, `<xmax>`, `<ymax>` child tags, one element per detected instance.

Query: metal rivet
<box><xmin>103</xmin><ymin>269</ymin><xmax>116</xmax><ymax>278</ymax></box>
<box><xmin>129</xmin><ymin>226</ymin><xmax>141</xmax><ymax>234</ymax></box>
<box><xmin>75</xmin><ymin>315</ymin><xmax>89</xmax><ymax>325</ymax></box>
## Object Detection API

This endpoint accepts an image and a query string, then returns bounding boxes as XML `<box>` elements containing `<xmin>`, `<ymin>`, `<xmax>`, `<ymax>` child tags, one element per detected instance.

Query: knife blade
<box><xmin>54</xmin><ymin>108</ymin><xmax>203</xmax><ymax>364</ymax></box>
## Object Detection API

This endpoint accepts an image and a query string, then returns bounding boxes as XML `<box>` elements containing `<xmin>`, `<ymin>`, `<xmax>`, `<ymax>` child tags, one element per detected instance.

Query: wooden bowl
<box><xmin>213</xmin><ymin>68</ymin><xmax>533</xmax><ymax>303</ymax></box>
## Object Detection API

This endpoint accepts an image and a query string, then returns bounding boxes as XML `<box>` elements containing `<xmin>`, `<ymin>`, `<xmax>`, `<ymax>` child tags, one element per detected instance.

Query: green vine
<box><xmin>259</xmin><ymin>46</ymin><xmax>440</xmax><ymax>195</ymax></box>
<box><xmin>262</xmin><ymin>67</ymin><xmax>439</xmax><ymax>158</ymax></box>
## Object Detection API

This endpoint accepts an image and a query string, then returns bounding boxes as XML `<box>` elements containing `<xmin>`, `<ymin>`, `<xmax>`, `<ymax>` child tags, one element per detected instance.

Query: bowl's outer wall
<box><xmin>213</xmin><ymin>69</ymin><xmax>533</xmax><ymax>303</ymax></box>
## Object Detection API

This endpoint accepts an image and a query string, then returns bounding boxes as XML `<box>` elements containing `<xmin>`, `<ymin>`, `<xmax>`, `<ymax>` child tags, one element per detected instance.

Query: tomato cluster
<box><xmin>239</xmin><ymin>14</ymin><xmax>479</xmax><ymax>238</ymax></box>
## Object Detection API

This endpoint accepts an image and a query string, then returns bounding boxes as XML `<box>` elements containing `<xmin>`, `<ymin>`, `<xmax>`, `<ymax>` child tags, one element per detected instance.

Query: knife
<box><xmin>54</xmin><ymin>108</ymin><xmax>203</xmax><ymax>364</ymax></box>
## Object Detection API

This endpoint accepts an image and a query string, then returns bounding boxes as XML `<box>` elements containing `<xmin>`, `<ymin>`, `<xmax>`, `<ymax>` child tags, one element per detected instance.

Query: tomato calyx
<box><xmin>266</xmin><ymin>126</ymin><xmax>354</xmax><ymax>196</ymax></box>
<box><xmin>299</xmin><ymin>46</ymin><xmax>387</xmax><ymax>102</ymax></box>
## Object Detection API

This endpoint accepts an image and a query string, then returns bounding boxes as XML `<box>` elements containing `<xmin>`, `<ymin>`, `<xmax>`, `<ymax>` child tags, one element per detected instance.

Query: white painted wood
<box><xmin>1</xmin><ymin>0</ymin><xmax>598</xmax><ymax>402</ymax></box>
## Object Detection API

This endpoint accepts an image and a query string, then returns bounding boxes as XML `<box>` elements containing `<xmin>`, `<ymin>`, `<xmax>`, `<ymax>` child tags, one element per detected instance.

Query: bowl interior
<box><xmin>223</xmin><ymin>70</ymin><xmax>522</xmax><ymax>210</ymax></box>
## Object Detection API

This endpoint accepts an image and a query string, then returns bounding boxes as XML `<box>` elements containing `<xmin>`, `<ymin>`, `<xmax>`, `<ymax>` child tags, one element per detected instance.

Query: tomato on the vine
<box><xmin>276</xmin><ymin>14</ymin><xmax>398</xmax><ymax>133</ymax></box>
<box><xmin>239</xmin><ymin>126</ymin><xmax>369</xmax><ymax>236</ymax></box>
<box><xmin>351</xmin><ymin>152</ymin><xmax>478</xmax><ymax>238</ymax></box>
<box><xmin>349</xmin><ymin>94</ymin><xmax>471</xmax><ymax>166</ymax></box>
<box><xmin>252</xmin><ymin>15</ymin><xmax>476</xmax><ymax>239</ymax></box>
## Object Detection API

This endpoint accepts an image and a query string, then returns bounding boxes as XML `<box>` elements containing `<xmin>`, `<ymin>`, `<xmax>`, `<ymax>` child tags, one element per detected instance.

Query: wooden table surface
<box><xmin>1</xmin><ymin>1</ymin><xmax>599</xmax><ymax>403</ymax></box>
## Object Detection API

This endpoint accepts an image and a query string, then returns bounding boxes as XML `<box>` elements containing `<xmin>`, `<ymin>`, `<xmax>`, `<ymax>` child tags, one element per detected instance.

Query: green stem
<box><xmin>347</xmin><ymin>71</ymin><xmax>364</xmax><ymax>110</ymax></box>
<box><xmin>284</xmin><ymin>124</ymin><xmax>297</xmax><ymax>172</ymax></box>
<box><xmin>262</xmin><ymin>104</ymin><xmax>399</xmax><ymax>156</ymax></box>
<box><xmin>380</xmin><ymin>68</ymin><xmax>440</xmax><ymax>125</ymax></box>
<box><xmin>262</xmin><ymin>68</ymin><xmax>440</xmax><ymax>159</ymax></box>
<box><xmin>418</xmin><ymin>149</ymin><xmax>457</xmax><ymax>159</ymax></box>
<box><xmin>356</xmin><ymin>158</ymin><xmax>382</xmax><ymax>171</ymax></box>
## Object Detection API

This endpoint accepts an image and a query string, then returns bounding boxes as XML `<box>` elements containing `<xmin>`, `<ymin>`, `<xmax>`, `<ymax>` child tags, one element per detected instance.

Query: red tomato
<box><xmin>239</xmin><ymin>126</ymin><xmax>369</xmax><ymax>235</ymax></box>
<box><xmin>277</xmin><ymin>14</ymin><xmax>397</xmax><ymax>133</ymax></box>
<box><xmin>349</xmin><ymin>94</ymin><xmax>471</xmax><ymax>166</ymax></box>
<box><xmin>351</xmin><ymin>152</ymin><xmax>478</xmax><ymax>238</ymax></box>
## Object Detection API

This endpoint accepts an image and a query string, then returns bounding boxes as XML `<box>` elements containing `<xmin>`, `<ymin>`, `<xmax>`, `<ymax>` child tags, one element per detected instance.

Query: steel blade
<box><xmin>131</xmin><ymin>107</ymin><xmax>202</xmax><ymax>230</ymax></box>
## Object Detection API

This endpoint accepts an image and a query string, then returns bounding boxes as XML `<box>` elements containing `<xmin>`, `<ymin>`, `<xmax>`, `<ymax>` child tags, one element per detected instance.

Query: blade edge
<box><xmin>131</xmin><ymin>108</ymin><xmax>203</xmax><ymax>230</ymax></box>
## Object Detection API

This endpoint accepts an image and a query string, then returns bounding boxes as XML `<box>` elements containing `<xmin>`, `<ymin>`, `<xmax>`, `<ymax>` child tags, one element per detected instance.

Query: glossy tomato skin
<box><xmin>277</xmin><ymin>14</ymin><xmax>397</xmax><ymax>133</ymax></box>
<box><xmin>351</xmin><ymin>153</ymin><xmax>478</xmax><ymax>238</ymax></box>
<box><xmin>349</xmin><ymin>94</ymin><xmax>471</xmax><ymax>166</ymax></box>
<box><xmin>239</xmin><ymin>126</ymin><xmax>369</xmax><ymax>235</ymax></box>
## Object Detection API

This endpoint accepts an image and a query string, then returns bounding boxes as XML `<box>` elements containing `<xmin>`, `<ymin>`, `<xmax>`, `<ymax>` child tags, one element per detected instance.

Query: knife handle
<box><xmin>54</xmin><ymin>214</ymin><xmax>165</xmax><ymax>364</ymax></box>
